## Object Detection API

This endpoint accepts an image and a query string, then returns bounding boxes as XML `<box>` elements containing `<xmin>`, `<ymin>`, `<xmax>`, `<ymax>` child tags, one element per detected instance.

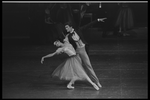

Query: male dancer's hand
<box><xmin>97</xmin><ymin>18</ymin><xmax>107</xmax><ymax>22</ymax></box>
<box><xmin>41</xmin><ymin>57</ymin><xmax>45</xmax><ymax>64</ymax></box>
<box><xmin>72</xmin><ymin>32</ymin><xmax>80</xmax><ymax>41</ymax></box>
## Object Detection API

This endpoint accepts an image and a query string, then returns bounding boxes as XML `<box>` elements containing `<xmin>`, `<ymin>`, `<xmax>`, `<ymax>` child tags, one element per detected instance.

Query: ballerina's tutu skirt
<box><xmin>52</xmin><ymin>54</ymin><xmax>89</xmax><ymax>81</ymax></box>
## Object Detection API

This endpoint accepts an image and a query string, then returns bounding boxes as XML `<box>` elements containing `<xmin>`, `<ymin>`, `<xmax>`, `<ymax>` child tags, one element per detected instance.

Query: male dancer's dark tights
<box><xmin>85</xmin><ymin>44</ymin><xmax>90</xmax><ymax>56</ymax></box>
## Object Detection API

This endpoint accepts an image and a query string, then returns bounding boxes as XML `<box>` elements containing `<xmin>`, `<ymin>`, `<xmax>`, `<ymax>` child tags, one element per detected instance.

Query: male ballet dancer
<box><xmin>64</xmin><ymin>24</ymin><xmax>103</xmax><ymax>88</ymax></box>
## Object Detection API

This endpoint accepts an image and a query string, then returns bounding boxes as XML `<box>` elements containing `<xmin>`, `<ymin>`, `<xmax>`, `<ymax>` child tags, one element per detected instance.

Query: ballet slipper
<box><xmin>97</xmin><ymin>83</ymin><xmax>102</xmax><ymax>88</ymax></box>
<box><xmin>67</xmin><ymin>84</ymin><xmax>74</xmax><ymax>89</ymax></box>
<box><xmin>67</xmin><ymin>82</ymin><xmax>74</xmax><ymax>89</ymax></box>
<box><xmin>92</xmin><ymin>83</ymin><xmax>99</xmax><ymax>90</ymax></box>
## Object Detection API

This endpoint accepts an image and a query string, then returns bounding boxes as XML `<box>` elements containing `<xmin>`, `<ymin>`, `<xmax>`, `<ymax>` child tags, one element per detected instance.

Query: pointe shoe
<box><xmin>92</xmin><ymin>83</ymin><xmax>99</xmax><ymax>90</ymax></box>
<box><xmin>67</xmin><ymin>84</ymin><xmax>74</xmax><ymax>89</ymax></box>
<box><xmin>97</xmin><ymin>83</ymin><xmax>102</xmax><ymax>88</ymax></box>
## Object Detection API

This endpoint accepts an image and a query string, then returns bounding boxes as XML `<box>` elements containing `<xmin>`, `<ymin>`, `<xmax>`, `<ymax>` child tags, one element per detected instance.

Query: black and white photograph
<box><xmin>2</xmin><ymin>1</ymin><xmax>148</xmax><ymax>99</ymax></box>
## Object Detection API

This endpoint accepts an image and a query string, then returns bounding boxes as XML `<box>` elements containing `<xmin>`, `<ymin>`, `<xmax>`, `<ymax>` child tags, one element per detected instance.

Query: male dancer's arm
<box><xmin>71</xmin><ymin>30</ymin><xmax>85</xmax><ymax>48</ymax></box>
<box><xmin>80</xmin><ymin>18</ymin><xmax>107</xmax><ymax>30</ymax></box>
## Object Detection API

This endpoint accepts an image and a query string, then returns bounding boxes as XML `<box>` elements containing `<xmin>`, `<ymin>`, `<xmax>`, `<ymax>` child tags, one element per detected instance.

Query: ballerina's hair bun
<box><xmin>54</xmin><ymin>40</ymin><xmax>59</xmax><ymax>45</ymax></box>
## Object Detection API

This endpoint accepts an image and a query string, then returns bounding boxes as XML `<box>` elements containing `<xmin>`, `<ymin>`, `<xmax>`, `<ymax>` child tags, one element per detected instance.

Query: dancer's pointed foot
<box><xmin>92</xmin><ymin>83</ymin><xmax>99</xmax><ymax>90</ymax></box>
<box><xmin>97</xmin><ymin>83</ymin><xmax>102</xmax><ymax>88</ymax></box>
<box><xmin>67</xmin><ymin>85</ymin><xmax>74</xmax><ymax>89</ymax></box>
<box><xmin>67</xmin><ymin>83</ymin><xmax>74</xmax><ymax>89</ymax></box>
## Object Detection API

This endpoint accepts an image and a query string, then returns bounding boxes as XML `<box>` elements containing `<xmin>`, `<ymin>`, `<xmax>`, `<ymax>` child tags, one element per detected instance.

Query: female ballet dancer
<box><xmin>41</xmin><ymin>35</ymin><xmax>99</xmax><ymax>90</ymax></box>
<box><xmin>64</xmin><ymin>24</ymin><xmax>102</xmax><ymax>88</ymax></box>
<box><xmin>115</xmin><ymin>3</ymin><xmax>134</xmax><ymax>36</ymax></box>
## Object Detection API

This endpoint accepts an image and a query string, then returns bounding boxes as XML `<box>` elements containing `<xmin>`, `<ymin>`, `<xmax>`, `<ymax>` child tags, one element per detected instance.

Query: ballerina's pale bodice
<box><xmin>63</xmin><ymin>43</ymin><xmax>76</xmax><ymax>56</ymax></box>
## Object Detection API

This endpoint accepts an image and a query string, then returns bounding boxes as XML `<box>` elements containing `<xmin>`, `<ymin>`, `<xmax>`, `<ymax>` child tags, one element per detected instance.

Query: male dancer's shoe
<box><xmin>97</xmin><ymin>82</ymin><xmax>102</xmax><ymax>88</ymax></box>
<box><xmin>92</xmin><ymin>83</ymin><xmax>99</xmax><ymax>90</ymax></box>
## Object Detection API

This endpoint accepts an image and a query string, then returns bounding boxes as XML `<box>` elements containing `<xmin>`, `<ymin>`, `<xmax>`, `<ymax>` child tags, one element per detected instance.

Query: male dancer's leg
<box><xmin>85</xmin><ymin>44</ymin><xmax>90</xmax><ymax>56</ymax></box>
<box><xmin>76</xmin><ymin>47</ymin><xmax>102</xmax><ymax>87</ymax></box>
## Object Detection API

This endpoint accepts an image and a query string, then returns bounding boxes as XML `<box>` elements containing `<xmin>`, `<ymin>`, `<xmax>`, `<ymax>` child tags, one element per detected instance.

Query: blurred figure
<box><xmin>45</xmin><ymin>3</ymin><xmax>75</xmax><ymax>44</ymax></box>
<box><xmin>45</xmin><ymin>3</ymin><xmax>58</xmax><ymax>44</ymax></box>
<box><xmin>102</xmin><ymin>3</ymin><xmax>119</xmax><ymax>37</ymax></box>
<box><xmin>114</xmin><ymin>3</ymin><xmax>134</xmax><ymax>36</ymax></box>
<box><xmin>56</xmin><ymin>3</ymin><xmax>75</xmax><ymax>25</ymax></box>
<box><xmin>78</xmin><ymin>3</ymin><xmax>89</xmax><ymax>28</ymax></box>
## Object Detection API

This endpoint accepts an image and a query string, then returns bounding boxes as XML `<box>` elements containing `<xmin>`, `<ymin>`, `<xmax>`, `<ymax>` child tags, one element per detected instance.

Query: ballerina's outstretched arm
<box><xmin>41</xmin><ymin>48</ymin><xmax>63</xmax><ymax>64</ymax></box>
